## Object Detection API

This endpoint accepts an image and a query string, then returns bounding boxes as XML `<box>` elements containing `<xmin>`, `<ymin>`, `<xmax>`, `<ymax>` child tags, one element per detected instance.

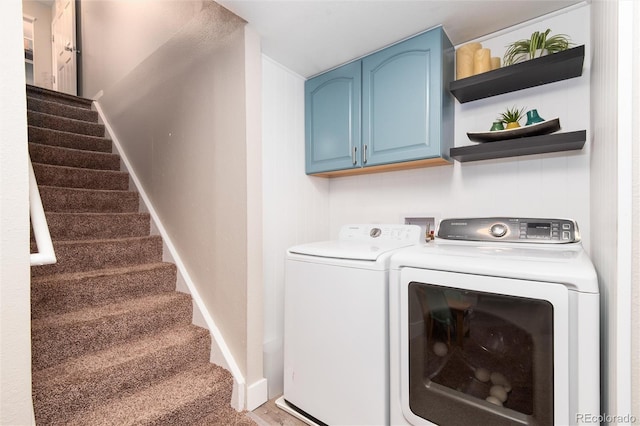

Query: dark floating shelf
<box><xmin>449</xmin><ymin>45</ymin><xmax>585</xmax><ymax>103</ymax></box>
<box><xmin>449</xmin><ymin>130</ymin><xmax>586</xmax><ymax>163</ymax></box>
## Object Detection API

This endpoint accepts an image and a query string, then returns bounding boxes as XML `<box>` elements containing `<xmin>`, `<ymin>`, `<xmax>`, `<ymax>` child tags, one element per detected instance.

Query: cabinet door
<box><xmin>362</xmin><ymin>29</ymin><xmax>444</xmax><ymax>166</ymax></box>
<box><xmin>305</xmin><ymin>61</ymin><xmax>361</xmax><ymax>174</ymax></box>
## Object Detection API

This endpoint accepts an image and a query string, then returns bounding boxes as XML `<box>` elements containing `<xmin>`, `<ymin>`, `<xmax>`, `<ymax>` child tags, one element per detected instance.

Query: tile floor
<box><xmin>249</xmin><ymin>397</ymin><xmax>308</xmax><ymax>426</ymax></box>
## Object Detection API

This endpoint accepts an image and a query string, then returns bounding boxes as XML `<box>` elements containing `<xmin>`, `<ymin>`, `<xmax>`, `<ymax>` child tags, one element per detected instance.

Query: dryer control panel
<box><xmin>339</xmin><ymin>224</ymin><xmax>422</xmax><ymax>243</ymax></box>
<box><xmin>437</xmin><ymin>217</ymin><xmax>580</xmax><ymax>243</ymax></box>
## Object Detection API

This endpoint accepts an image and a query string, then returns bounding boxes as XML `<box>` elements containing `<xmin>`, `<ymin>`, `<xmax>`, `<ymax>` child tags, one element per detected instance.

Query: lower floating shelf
<box><xmin>450</xmin><ymin>130</ymin><xmax>586</xmax><ymax>162</ymax></box>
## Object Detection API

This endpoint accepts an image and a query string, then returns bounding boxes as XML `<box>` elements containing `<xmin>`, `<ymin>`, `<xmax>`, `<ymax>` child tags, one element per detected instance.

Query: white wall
<box><xmin>261</xmin><ymin>4</ymin><xmax>592</xmax><ymax>399</ymax></box>
<box><xmin>261</xmin><ymin>56</ymin><xmax>330</xmax><ymax>398</ymax></box>
<box><xmin>0</xmin><ymin>1</ymin><xmax>34</xmax><ymax>424</ymax></box>
<box><xmin>22</xmin><ymin>0</ymin><xmax>53</xmax><ymax>89</ymax></box>
<box><xmin>632</xmin><ymin>0</ymin><xmax>640</xmax><ymax>418</ymax></box>
<box><xmin>244</xmin><ymin>26</ymin><xmax>267</xmax><ymax>408</ymax></box>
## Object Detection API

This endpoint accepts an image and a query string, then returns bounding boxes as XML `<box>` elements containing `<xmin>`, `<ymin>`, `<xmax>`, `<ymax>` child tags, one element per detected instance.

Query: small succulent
<box><xmin>497</xmin><ymin>106</ymin><xmax>526</xmax><ymax>127</ymax></box>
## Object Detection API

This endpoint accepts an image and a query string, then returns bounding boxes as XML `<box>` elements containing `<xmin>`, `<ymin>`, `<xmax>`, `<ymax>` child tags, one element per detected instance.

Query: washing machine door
<box><xmin>396</xmin><ymin>267</ymin><xmax>572</xmax><ymax>426</ymax></box>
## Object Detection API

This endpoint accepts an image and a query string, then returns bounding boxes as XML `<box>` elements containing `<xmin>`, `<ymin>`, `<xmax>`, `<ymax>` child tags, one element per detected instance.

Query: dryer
<box><xmin>277</xmin><ymin>224</ymin><xmax>422</xmax><ymax>425</ymax></box>
<box><xmin>389</xmin><ymin>218</ymin><xmax>599</xmax><ymax>426</ymax></box>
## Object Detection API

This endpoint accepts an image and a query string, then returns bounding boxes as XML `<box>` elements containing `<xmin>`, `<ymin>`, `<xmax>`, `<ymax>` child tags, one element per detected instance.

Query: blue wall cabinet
<box><xmin>305</xmin><ymin>26</ymin><xmax>454</xmax><ymax>176</ymax></box>
<box><xmin>305</xmin><ymin>61</ymin><xmax>362</xmax><ymax>174</ymax></box>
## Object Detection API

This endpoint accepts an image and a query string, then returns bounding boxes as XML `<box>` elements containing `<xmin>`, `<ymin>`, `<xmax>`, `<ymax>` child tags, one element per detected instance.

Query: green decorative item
<box><xmin>503</xmin><ymin>29</ymin><xmax>572</xmax><ymax>66</ymax></box>
<box><xmin>498</xmin><ymin>106</ymin><xmax>526</xmax><ymax>129</ymax></box>
<box><xmin>525</xmin><ymin>109</ymin><xmax>545</xmax><ymax>125</ymax></box>
<box><xmin>490</xmin><ymin>121</ymin><xmax>505</xmax><ymax>131</ymax></box>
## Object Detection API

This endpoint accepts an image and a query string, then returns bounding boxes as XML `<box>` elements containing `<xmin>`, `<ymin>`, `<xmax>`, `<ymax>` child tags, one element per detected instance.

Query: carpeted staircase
<box><xmin>27</xmin><ymin>85</ymin><xmax>254</xmax><ymax>425</ymax></box>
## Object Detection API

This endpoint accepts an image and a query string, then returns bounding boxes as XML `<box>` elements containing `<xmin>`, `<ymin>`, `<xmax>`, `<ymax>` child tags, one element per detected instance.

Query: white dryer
<box><xmin>277</xmin><ymin>224</ymin><xmax>422</xmax><ymax>425</ymax></box>
<box><xmin>389</xmin><ymin>218</ymin><xmax>599</xmax><ymax>426</ymax></box>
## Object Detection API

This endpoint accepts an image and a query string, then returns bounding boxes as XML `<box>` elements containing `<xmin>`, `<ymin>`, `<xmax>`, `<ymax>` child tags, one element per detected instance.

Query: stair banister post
<box><xmin>29</xmin><ymin>155</ymin><xmax>56</xmax><ymax>266</ymax></box>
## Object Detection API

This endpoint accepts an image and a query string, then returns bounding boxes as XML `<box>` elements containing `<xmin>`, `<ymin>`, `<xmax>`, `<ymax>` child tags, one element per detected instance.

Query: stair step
<box><xmin>31</xmin><ymin>235</ymin><xmax>163</xmax><ymax>277</ymax></box>
<box><xmin>43</xmin><ymin>211</ymin><xmax>150</xmax><ymax>241</ymax></box>
<box><xmin>32</xmin><ymin>292</ymin><xmax>193</xmax><ymax>371</ymax></box>
<box><xmin>29</xmin><ymin>126</ymin><xmax>112</xmax><ymax>153</ymax></box>
<box><xmin>29</xmin><ymin>142</ymin><xmax>120</xmax><ymax>171</ymax></box>
<box><xmin>26</xmin><ymin>84</ymin><xmax>238</xmax><ymax>425</ymax></box>
<box><xmin>27</xmin><ymin>96</ymin><xmax>99</xmax><ymax>122</ymax></box>
<box><xmin>27</xmin><ymin>84</ymin><xmax>93</xmax><ymax>109</ymax></box>
<box><xmin>28</xmin><ymin>111</ymin><xmax>105</xmax><ymax>137</ymax></box>
<box><xmin>32</xmin><ymin>324</ymin><xmax>211</xmax><ymax>425</ymax></box>
<box><xmin>31</xmin><ymin>262</ymin><xmax>176</xmax><ymax>319</ymax></box>
<box><xmin>65</xmin><ymin>363</ymin><xmax>234</xmax><ymax>426</ymax></box>
<box><xmin>39</xmin><ymin>185</ymin><xmax>139</xmax><ymax>213</ymax></box>
<box><xmin>32</xmin><ymin>162</ymin><xmax>129</xmax><ymax>191</ymax></box>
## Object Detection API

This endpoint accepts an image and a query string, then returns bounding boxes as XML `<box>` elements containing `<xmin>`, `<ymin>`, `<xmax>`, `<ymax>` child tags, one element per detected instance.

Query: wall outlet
<box><xmin>404</xmin><ymin>216</ymin><xmax>436</xmax><ymax>242</ymax></box>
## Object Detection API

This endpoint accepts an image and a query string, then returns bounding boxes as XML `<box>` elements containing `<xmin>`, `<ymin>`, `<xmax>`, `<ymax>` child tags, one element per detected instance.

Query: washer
<box><xmin>277</xmin><ymin>224</ymin><xmax>422</xmax><ymax>425</ymax></box>
<box><xmin>389</xmin><ymin>218</ymin><xmax>599</xmax><ymax>426</ymax></box>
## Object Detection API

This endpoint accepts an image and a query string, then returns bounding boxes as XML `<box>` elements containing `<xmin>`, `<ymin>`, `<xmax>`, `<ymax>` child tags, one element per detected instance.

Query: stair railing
<box><xmin>29</xmin><ymin>156</ymin><xmax>56</xmax><ymax>266</ymax></box>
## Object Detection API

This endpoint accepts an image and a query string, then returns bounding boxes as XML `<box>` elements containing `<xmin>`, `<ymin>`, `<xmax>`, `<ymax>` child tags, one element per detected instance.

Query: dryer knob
<box><xmin>490</xmin><ymin>223</ymin><xmax>508</xmax><ymax>238</ymax></box>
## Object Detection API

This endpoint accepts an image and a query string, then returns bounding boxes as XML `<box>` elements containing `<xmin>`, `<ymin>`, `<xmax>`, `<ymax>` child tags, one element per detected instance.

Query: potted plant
<box><xmin>503</xmin><ymin>29</ymin><xmax>572</xmax><ymax>66</ymax></box>
<box><xmin>498</xmin><ymin>106</ymin><xmax>526</xmax><ymax>129</ymax></box>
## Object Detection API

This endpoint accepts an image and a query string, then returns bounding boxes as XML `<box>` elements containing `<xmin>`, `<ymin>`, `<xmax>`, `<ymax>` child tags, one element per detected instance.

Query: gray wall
<box><xmin>79</xmin><ymin>0</ymin><xmax>204</xmax><ymax>98</ymax></box>
<box><xmin>78</xmin><ymin>0</ymin><xmax>265</xmax><ymax>403</ymax></box>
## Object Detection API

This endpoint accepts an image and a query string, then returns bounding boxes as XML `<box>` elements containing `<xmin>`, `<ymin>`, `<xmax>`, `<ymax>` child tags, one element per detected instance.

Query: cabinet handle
<box><xmin>363</xmin><ymin>144</ymin><xmax>368</xmax><ymax>164</ymax></box>
<box><xmin>352</xmin><ymin>146</ymin><xmax>358</xmax><ymax>165</ymax></box>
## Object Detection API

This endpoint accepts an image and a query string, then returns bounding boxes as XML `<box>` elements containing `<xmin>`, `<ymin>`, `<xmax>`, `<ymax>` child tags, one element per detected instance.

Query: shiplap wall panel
<box><xmin>632</xmin><ymin>0</ymin><xmax>640</xmax><ymax>417</ymax></box>
<box><xmin>590</xmin><ymin>0</ymin><xmax>640</xmax><ymax>420</ymax></box>
<box><xmin>262</xmin><ymin>56</ymin><xmax>330</xmax><ymax>398</ymax></box>
<box><xmin>590</xmin><ymin>0</ymin><xmax>621</xmax><ymax>419</ymax></box>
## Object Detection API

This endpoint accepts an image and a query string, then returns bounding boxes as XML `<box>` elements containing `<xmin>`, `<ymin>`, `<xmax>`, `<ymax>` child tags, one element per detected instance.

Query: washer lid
<box><xmin>289</xmin><ymin>240</ymin><xmax>415</xmax><ymax>261</ymax></box>
<box><xmin>288</xmin><ymin>224</ymin><xmax>423</xmax><ymax>261</ymax></box>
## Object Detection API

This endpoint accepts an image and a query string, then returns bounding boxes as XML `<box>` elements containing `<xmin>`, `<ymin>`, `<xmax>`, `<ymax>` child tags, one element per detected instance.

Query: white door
<box><xmin>51</xmin><ymin>0</ymin><xmax>76</xmax><ymax>95</ymax></box>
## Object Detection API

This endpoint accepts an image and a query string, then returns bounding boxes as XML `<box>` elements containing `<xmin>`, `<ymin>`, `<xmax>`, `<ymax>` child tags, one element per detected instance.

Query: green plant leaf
<box><xmin>498</xmin><ymin>106</ymin><xmax>526</xmax><ymax>123</ymax></box>
<box><xmin>503</xmin><ymin>29</ymin><xmax>572</xmax><ymax>65</ymax></box>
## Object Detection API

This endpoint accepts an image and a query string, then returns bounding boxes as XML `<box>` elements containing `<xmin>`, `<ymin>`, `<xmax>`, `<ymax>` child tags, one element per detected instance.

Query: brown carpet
<box><xmin>28</xmin><ymin>85</ymin><xmax>255</xmax><ymax>425</ymax></box>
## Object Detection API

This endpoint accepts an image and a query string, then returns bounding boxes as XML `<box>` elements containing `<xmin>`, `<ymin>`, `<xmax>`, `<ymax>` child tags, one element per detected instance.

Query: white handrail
<box><xmin>29</xmin><ymin>156</ymin><xmax>56</xmax><ymax>266</ymax></box>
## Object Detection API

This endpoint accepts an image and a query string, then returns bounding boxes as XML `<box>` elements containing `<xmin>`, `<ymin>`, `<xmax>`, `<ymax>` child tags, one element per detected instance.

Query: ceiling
<box><xmin>217</xmin><ymin>0</ymin><xmax>584</xmax><ymax>78</ymax></box>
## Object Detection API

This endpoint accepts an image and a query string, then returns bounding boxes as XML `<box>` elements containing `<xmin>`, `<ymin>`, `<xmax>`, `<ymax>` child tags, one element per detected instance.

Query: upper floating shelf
<box><xmin>449</xmin><ymin>45</ymin><xmax>585</xmax><ymax>103</ymax></box>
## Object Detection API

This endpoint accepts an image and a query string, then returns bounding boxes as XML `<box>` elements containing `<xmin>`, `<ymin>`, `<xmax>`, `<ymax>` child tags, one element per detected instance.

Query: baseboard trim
<box><xmin>93</xmin><ymin>100</ymin><xmax>247</xmax><ymax>410</ymax></box>
<box><xmin>246</xmin><ymin>378</ymin><xmax>268</xmax><ymax>411</ymax></box>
